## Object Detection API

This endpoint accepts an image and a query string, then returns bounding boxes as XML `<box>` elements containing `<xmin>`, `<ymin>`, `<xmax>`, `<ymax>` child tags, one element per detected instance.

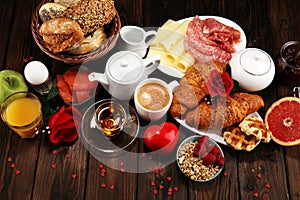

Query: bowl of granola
<box><xmin>176</xmin><ymin>135</ymin><xmax>225</xmax><ymax>182</ymax></box>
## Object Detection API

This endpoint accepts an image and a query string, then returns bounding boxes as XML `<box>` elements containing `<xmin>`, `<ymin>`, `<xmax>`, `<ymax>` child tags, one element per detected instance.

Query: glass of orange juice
<box><xmin>1</xmin><ymin>92</ymin><xmax>43</xmax><ymax>138</ymax></box>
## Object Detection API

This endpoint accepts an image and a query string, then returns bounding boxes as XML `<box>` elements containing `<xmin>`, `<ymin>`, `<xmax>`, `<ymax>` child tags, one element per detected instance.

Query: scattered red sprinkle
<box><xmin>167</xmin><ymin>191</ymin><xmax>172</xmax><ymax>196</ymax></box>
<box><xmin>101</xmin><ymin>169</ymin><xmax>106</xmax><ymax>173</ymax></box>
<box><xmin>159</xmin><ymin>168</ymin><xmax>164</xmax><ymax>173</ymax></box>
<box><xmin>23</xmin><ymin>58</ymin><xmax>28</xmax><ymax>63</ymax></box>
<box><xmin>101</xmin><ymin>183</ymin><xmax>106</xmax><ymax>188</ymax></box>
<box><xmin>65</xmin><ymin>154</ymin><xmax>70</xmax><ymax>159</ymax></box>
<box><xmin>148</xmin><ymin>166</ymin><xmax>153</xmax><ymax>171</ymax></box>
<box><xmin>223</xmin><ymin>171</ymin><xmax>229</xmax><ymax>176</ymax></box>
<box><xmin>265</xmin><ymin>183</ymin><xmax>271</xmax><ymax>189</ymax></box>
<box><xmin>110</xmin><ymin>184</ymin><xmax>115</xmax><ymax>190</ymax></box>
<box><xmin>148</xmin><ymin>156</ymin><xmax>153</xmax><ymax>160</ymax></box>
<box><xmin>173</xmin><ymin>187</ymin><xmax>179</xmax><ymax>192</ymax></box>
<box><xmin>15</xmin><ymin>170</ymin><xmax>21</xmax><ymax>175</ymax></box>
<box><xmin>159</xmin><ymin>184</ymin><xmax>164</xmax><ymax>190</ymax></box>
<box><xmin>153</xmin><ymin>189</ymin><xmax>158</xmax><ymax>195</ymax></box>
<box><xmin>7</xmin><ymin>157</ymin><xmax>12</xmax><ymax>162</ymax></box>
<box><xmin>51</xmin><ymin>164</ymin><xmax>57</xmax><ymax>169</ymax></box>
<box><xmin>29</xmin><ymin>56</ymin><xmax>34</xmax><ymax>60</ymax></box>
<box><xmin>11</xmin><ymin>163</ymin><xmax>16</xmax><ymax>168</ymax></box>
<box><xmin>99</xmin><ymin>164</ymin><xmax>104</xmax><ymax>169</ymax></box>
<box><xmin>256</xmin><ymin>173</ymin><xmax>262</xmax><ymax>179</ymax></box>
<box><xmin>155</xmin><ymin>169</ymin><xmax>160</xmax><ymax>174</ymax></box>
<box><xmin>52</xmin><ymin>150</ymin><xmax>57</xmax><ymax>155</ymax></box>
<box><xmin>100</xmin><ymin>172</ymin><xmax>105</xmax><ymax>177</ymax></box>
<box><xmin>168</xmin><ymin>187</ymin><xmax>173</xmax><ymax>192</ymax></box>
<box><xmin>142</xmin><ymin>153</ymin><xmax>146</xmax><ymax>157</ymax></box>
<box><xmin>120</xmin><ymin>168</ymin><xmax>125</xmax><ymax>173</ymax></box>
<box><xmin>253</xmin><ymin>192</ymin><xmax>259</xmax><ymax>198</ymax></box>
<box><xmin>150</xmin><ymin>181</ymin><xmax>155</xmax><ymax>186</ymax></box>
<box><xmin>72</xmin><ymin>174</ymin><xmax>77</xmax><ymax>179</ymax></box>
<box><xmin>166</xmin><ymin>176</ymin><xmax>172</xmax><ymax>181</ymax></box>
<box><xmin>119</xmin><ymin>161</ymin><xmax>124</xmax><ymax>166</ymax></box>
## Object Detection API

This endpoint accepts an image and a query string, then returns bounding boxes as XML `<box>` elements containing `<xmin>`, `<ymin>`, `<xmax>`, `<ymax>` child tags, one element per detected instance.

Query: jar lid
<box><xmin>240</xmin><ymin>48</ymin><xmax>272</xmax><ymax>76</ymax></box>
<box><xmin>107</xmin><ymin>51</ymin><xmax>144</xmax><ymax>83</ymax></box>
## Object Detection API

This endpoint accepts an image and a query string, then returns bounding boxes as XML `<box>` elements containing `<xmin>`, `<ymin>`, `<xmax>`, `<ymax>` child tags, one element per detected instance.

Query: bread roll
<box><xmin>39</xmin><ymin>3</ymin><xmax>66</xmax><ymax>22</ymax></box>
<box><xmin>68</xmin><ymin>27</ymin><xmax>107</xmax><ymax>54</ymax></box>
<box><xmin>63</xmin><ymin>0</ymin><xmax>116</xmax><ymax>35</ymax></box>
<box><xmin>54</xmin><ymin>0</ymin><xmax>80</xmax><ymax>7</ymax></box>
<box><xmin>39</xmin><ymin>18</ymin><xmax>84</xmax><ymax>53</ymax></box>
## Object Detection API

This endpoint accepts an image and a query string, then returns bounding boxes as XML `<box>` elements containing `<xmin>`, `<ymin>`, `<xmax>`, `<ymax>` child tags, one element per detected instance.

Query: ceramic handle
<box><xmin>143</xmin><ymin>54</ymin><xmax>161</xmax><ymax>76</ymax></box>
<box><xmin>144</xmin><ymin>30</ymin><xmax>157</xmax><ymax>46</ymax></box>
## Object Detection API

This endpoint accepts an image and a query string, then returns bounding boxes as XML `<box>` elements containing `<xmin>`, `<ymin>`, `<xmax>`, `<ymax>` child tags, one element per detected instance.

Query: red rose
<box><xmin>207</xmin><ymin>70</ymin><xmax>234</xmax><ymax>97</ymax></box>
<box><xmin>48</xmin><ymin>106</ymin><xmax>82</xmax><ymax>145</ymax></box>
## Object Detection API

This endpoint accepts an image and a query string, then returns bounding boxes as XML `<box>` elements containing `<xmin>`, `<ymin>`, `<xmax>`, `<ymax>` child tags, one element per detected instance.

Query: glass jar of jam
<box><xmin>275</xmin><ymin>41</ymin><xmax>300</xmax><ymax>86</ymax></box>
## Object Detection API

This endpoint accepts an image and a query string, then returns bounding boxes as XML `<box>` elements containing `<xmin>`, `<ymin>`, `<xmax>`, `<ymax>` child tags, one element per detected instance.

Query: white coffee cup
<box><xmin>134</xmin><ymin>78</ymin><xmax>173</xmax><ymax>121</ymax></box>
<box><xmin>119</xmin><ymin>26</ymin><xmax>156</xmax><ymax>58</ymax></box>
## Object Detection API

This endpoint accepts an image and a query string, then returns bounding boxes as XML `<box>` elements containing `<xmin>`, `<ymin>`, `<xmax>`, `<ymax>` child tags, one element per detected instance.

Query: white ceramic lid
<box><xmin>107</xmin><ymin>51</ymin><xmax>144</xmax><ymax>83</ymax></box>
<box><xmin>240</xmin><ymin>48</ymin><xmax>272</xmax><ymax>76</ymax></box>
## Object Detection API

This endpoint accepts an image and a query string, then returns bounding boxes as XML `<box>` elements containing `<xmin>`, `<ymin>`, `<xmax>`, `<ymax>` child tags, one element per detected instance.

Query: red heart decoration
<box><xmin>144</xmin><ymin>122</ymin><xmax>179</xmax><ymax>154</ymax></box>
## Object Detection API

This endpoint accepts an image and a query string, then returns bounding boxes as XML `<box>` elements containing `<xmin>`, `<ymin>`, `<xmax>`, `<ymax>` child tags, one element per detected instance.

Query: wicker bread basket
<box><xmin>31</xmin><ymin>0</ymin><xmax>121</xmax><ymax>65</ymax></box>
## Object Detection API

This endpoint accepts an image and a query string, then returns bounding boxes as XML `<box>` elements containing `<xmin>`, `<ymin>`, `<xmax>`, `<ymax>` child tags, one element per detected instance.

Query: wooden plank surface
<box><xmin>0</xmin><ymin>0</ymin><xmax>300</xmax><ymax>199</ymax></box>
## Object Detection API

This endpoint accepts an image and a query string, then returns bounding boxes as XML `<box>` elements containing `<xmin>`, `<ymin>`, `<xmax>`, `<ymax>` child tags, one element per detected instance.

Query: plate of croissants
<box><xmin>168</xmin><ymin>62</ymin><xmax>272</xmax><ymax>151</ymax></box>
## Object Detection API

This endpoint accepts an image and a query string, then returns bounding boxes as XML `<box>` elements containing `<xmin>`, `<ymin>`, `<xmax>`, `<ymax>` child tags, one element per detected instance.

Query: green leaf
<box><xmin>230</xmin><ymin>79</ymin><xmax>240</xmax><ymax>95</ymax></box>
<box><xmin>225</xmin><ymin>63</ymin><xmax>232</xmax><ymax>76</ymax></box>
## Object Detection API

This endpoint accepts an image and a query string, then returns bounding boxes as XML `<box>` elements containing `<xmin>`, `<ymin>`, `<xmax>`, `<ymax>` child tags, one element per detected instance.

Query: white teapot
<box><xmin>88</xmin><ymin>51</ymin><xmax>160</xmax><ymax>100</ymax></box>
<box><xmin>229</xmin><ymin>48</ymin><xmax>275</xmax><ymax>92</ymax></box>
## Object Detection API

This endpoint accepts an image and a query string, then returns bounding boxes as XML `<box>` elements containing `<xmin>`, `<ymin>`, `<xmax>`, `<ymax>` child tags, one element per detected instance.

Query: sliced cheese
<box><xmin>165</xmin><ymin>37</ymin><xmax>185</xmax><ymax>63</ymax></box>
<box><xmin>150</xmin><ymin>20</ymin><xmax>179</xmax><ymax>47</ymax></box>
<box><xmin>176</xmin><ymin>53</ymin><xmax>195</xmax><ymax>72</ymax></box>
<box><xmin>158</xmin><ymin>20</ymin><xmax>189</xmax><ymax>51</ymax></box>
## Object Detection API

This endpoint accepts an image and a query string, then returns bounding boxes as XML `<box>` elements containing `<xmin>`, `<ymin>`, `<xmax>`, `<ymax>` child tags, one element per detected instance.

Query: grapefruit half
<box><xmin>265</xmin><ymin>97</ymin><xmax>300</xmax><ymax>146</ymax></box>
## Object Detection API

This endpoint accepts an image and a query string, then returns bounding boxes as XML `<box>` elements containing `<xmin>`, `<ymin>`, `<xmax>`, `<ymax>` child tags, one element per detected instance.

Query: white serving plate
<box><xmin>157</xmin><ymin>15</ymin><xmax>247</xmax><ymax>78</ymax></box>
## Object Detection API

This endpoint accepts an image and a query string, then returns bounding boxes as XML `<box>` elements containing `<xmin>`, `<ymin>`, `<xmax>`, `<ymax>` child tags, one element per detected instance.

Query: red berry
<box><xmin>209</xmin><ymin>146</ymin><xmax>220</xmax><ymax>156</ymax></box>
<box><xmin>194</xmin><ymin>143</ymin><xmax>207</xmax><ymax>157</ymax></box>
<box><xmin>202</xmin><ymin>153</ymin><xmax>216</xmax><ymax>165</ymax></box>
<box><xmin>215</xmin><ymin>154</ymin><xmax>224</xmax><ymax>166</ymax></box>
<box><xmin>198</xmin><ymin>136</ymin><xmax>209</xmax><ymax>145</ymax></box>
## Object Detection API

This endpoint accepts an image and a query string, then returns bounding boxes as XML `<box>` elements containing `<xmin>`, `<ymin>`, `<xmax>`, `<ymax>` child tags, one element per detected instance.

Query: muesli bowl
<box><xmin>176</xmin><ymin>135</ymin><xmax>225</xmax><ymax>182</ymax></box>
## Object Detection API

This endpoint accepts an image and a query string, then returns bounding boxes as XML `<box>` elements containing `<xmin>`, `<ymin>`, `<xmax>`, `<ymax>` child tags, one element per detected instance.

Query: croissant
<box><xmin>231</xmin><ymin>92</ymin><xmax>264</xmax><ymax>115</ymax></box>
<box><xmin>185</xmin><ymin>93</ymin><xmax>264</xmax><ymax>130</ymax></box>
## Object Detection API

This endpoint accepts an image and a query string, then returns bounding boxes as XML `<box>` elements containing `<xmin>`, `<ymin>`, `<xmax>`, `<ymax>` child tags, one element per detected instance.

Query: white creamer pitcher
<box><xmin>230</xmin><ymin>48</ymin><xmax>275</xmax><ymax>92</ymax></box>
<box><xmin>88</xmin><ymin>51</ymin><xmax>160</xmax><ymax>100</ymax></box>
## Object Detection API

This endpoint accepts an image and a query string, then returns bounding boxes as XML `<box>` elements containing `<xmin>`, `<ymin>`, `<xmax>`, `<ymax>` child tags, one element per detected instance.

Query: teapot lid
<box><xmin>240</xmin><ymin>48</ymin><xmax>272</xmax><ymax>76</ymax></box>
<box><xmin>107</xmin><ymin>51</ymin><xmax>144</xmax><ymax>83</ymax></box>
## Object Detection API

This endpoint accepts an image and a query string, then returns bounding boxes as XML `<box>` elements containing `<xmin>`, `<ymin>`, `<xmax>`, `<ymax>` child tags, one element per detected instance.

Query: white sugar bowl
<box><xmin>229</xmin><ymin>48</ymin><xmax>275</xmax><ymax>92</ymax></box>
<box><xmin>89</xmin><ymin>51</ymin><xmax>160</xmax><ymax>100</ymax></box>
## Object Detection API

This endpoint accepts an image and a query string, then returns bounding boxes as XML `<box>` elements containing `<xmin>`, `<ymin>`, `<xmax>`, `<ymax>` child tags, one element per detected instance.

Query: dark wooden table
<box><xmin>1</xmin><ymin>0</ymin><xmax>300</xmax><ymax>199</ymax></box>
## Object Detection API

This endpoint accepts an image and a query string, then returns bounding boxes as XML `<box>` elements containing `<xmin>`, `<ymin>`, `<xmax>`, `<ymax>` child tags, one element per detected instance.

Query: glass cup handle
<box><xmin>293</xmin><ymin>86</ymin><xmax>300</xmax><ymax>98</ymax></box>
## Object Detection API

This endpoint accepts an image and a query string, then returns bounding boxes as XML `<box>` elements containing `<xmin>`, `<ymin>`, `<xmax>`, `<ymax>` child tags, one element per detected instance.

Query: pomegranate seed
<box><xmin>153</xmin><ymin>189</ymin><xmax>158</xmax><ymax>195</ymax></box>
<box><xmin>148</xmin><ymin>156</ymin><xmax>153</xmax><ymax>160</ymax></box>
<box><xmin>29</xmin><ymin>56</ymin><xmax>34</xmax><ymax>60</ymax></box>
<box><xmin>99</xmin><ymin>164</ymin><xmax>104</xmax><ymax>169</ymax></box>
<box><xmin>7</xmin><ymin>157</ymin><xmax>12</xmax><ymax>162</ymax></box>
<box><xmin>223</xmin><ymin>171</ymin><xmax>229</xmax><ymax>176</ymax></box>
<box><xmin>265</xmin><ymin>183</ymin><xmax>271</xmax><ymax>189</ymax></box>
<box><xmin>253</xmin><ymin>192</ymin><xmax>259</xmax><ymax>198</ymax></box>
<box><xmin>159</xmin><ymin>184</ymin><xmax>164</xmax><ymax>190</ymax></box>
<box><xmin>100</xmin><ymin>172</ymin><xmax>105</xmax><ymax>177</ymax></box>
<box><xmin>168</xmin><ymin>187</ymin><xmax>173</xmax><ymax>192</ymax></box>
<box><xmin>166</xmin><ymin>176</ymin><xmax>172</xmax><ymax>181</ymax></box>
<box><xmin>23</xmin><ymin>58</ymin><xmax>28</xmax><ymax>63</ymax></box>
<box><xmin>120</xmin><ymin>168</ymin><xmax>125</xmax><ymax>173</ymax></box>
<box><xmin>148</xmin><ymin>166</ymin><xmax>153</xmax><ymax>171</ymax></box>
<box><xmin>119</xmin><ymin>161</ymin><xmax>124</xmax><ymax>166</ymax></box>
<box><xmin>11</xmin><ymin>163</ymin><xmax>16</xmax><ymax>168</ymax></box>
<box><xmin>167</xmin><ymin>191</ymin><xmax>172</xmax><ymax>196</ymax></box>
<box><xmin>256</xmin><ymin>173</ymin><xmax>262</xmax><ymax>179</ymax></box>
<box><xmin>142</xmin><ymin>153</ymin><xmax>146</xmax><ymax>157</ymax></box>
<box><xmin>101</xmin><ymin>183</ymin><xmax>106</xmax><ymax>188</ymax></box>
<box><xmin>52</xmin><ymin>150</ymin><xmax>57</xmax><ymax>155</ymax></box>
<box><xmin>110</xmin><ymin>185</ymin><xmax>115</xmax><ymax>190</ymax></box>
<box><xmin>51</xmin><ymin>164</ymin><xmax>57</xmax><ymax>169</ymax></box>
<box><xmin>72</xmin><ymin>174</ymin><xmax>77</xmax><ymax>179</ymax></box>
<box><xmin>155</xmin><ymin>169</ymin><xmax>160</xmax><ymax>174</ymax></box>
<box><xmin>65</xmin><ymin>154</ymin><xmax>70</xmax><ymax>158</ymax></box>
<box><xmin>150</xmin><ymin>181</ymin><xmax>155</xmax><ymax>186</ymax></box>
<box><xmin>173</xmin><ymin>187</ymin><xmax>179</xmax><ymax>192</ymax></box>
<box><xmin>101</xmin><ymin>169</ymin><xmax>106</xmax><ymax>173</ymax></box>
<box><xmin>15</xmin><ymin>170</ymin><xmax>21</xmax><ymax>175</ymax></box>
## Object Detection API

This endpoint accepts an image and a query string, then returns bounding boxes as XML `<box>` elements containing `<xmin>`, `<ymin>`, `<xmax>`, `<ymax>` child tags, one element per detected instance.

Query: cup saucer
<box><xmin>80</xmin><ymin>99</ymin><xmax>139</xmax><ymax>157</ymax></box>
